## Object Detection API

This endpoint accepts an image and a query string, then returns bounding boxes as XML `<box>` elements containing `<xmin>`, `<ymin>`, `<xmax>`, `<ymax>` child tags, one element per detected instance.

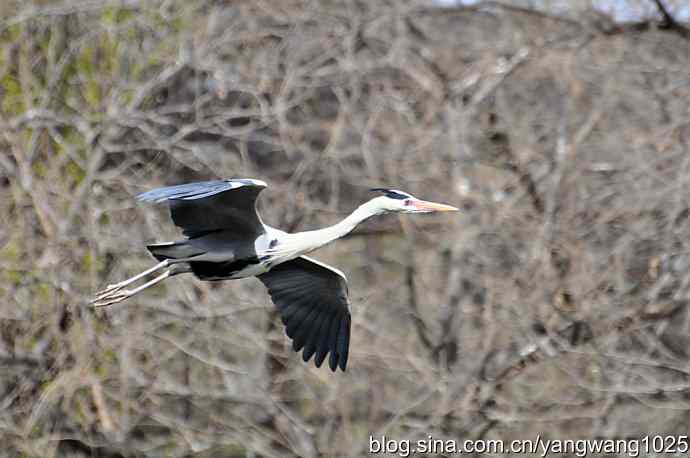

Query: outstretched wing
<box><xmin>137</xmin><ymin>179</ymin><xmax>267</xmax><ymax>238</ymax></box>
<box><xmin>258</xmin><ymin>256</ymin><xmax>351</xmax><ymax>372</ymax></box>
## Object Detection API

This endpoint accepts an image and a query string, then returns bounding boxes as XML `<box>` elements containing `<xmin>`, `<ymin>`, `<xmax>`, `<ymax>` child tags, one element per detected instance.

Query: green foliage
<box><xmin>0</xmin><ymin>236</ymin><xmax>22</xmax><ymax>264</ymax></box>
<box><xmin>101</xmin><ymin>6</ymin><xmax>136</xmax><ymax>26</ymax></box>
<box><xmin>81</xmin><ymin>252</ymin><xmax>104</xmax><ymax>273</ymax></box>
<box><xmin>35</xmin><ymin>282</ymin><xmax>52</xmax><ymax>304</ymax></box>
<box><xmin>32</xmin><ymin>160</ymin><xmax>48</xmax><ymax>179</ymax></box>
<box><xmin>1</xmin><ymin>73</ymin><xmax>25</xmax><ymax>115</ymax></box>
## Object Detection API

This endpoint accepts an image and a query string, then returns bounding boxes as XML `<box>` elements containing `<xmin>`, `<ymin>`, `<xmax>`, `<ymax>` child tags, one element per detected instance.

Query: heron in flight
<box><xmin>92</xmin><ymin>179</ymin><xmax>458</xmax><ymax>371</ymax></box>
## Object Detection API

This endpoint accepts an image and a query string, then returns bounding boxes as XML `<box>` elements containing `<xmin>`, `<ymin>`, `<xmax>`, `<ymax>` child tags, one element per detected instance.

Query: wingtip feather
<box><xmin>337</xmin><ymin>313</ymin><xmax>351</xmax><ymax>371</ymax></box>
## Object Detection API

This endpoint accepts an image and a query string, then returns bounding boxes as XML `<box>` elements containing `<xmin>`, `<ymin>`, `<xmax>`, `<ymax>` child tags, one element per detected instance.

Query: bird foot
<box><xmin>91</xmin><ymin>288</ymin><xmax>132</xmax><ymax>307</ymax></box>
<box><xmin>90</xmin><ymin>282</ymin><xmax>131</xmax><ymax>307</ymax></box>
<box><xmin>94</xmin><ymin>282</ymin><xmax>124</xmax><ymax>296</ymax></box>
<box><xmin>91</xmin><ymin>268</ymin><xmax>171</xmax><ymax>307</ymax></box>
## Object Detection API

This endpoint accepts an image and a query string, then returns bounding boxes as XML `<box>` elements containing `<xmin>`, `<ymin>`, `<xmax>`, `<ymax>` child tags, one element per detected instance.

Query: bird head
<box><xmin>368</xmin><ymin>188</ymin><xmax>459</xmax><ymax>214</ymax></box>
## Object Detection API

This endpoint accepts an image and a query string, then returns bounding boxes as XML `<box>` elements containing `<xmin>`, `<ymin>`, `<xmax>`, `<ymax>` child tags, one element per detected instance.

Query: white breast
<box><xmin>255</xmin><ymin>225</ymin><xmax>287</xmax><ymax>255</ymax></box>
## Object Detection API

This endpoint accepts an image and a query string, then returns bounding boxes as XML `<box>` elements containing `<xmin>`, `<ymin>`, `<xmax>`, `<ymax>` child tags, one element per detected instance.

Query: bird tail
<box><xmin>146</xmin><ymin>241</ymin><xmax>204</xmax><ymax>262</ymax></box>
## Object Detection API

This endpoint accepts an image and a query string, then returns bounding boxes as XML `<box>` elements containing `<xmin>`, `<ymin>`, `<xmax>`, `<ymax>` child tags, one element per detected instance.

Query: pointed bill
<box><xmin>411</xmin><ymin>200</ymin><xmax>459</xmax><ymax>212</ymax></box>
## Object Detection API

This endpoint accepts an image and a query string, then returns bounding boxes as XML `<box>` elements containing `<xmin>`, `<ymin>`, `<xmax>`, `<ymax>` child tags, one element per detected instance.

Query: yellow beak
<box><xmin>411</xmin><ymin>200</ymin><xmax>459</xmax><ymax>212</ymax></box>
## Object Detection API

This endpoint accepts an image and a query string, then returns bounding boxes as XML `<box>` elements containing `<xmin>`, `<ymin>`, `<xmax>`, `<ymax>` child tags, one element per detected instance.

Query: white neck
<box><xmin>270</xmin><ymin>201</ymin><xmax>379</xmax><ymax>261</ymax></box>
<box><xmin>300</xmin><ymin>203</ymin><xmax>377</xmax><ymax>247</ymax></box>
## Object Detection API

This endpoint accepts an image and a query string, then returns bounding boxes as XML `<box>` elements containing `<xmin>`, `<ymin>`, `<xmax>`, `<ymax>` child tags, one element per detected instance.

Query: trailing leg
<box><xmin>91</xmin><ymin>269</ymin><xmax>172</xmax><ymax>307</ymax></box>
<box><xmin>91</xmin><ymin>261</ymin><xmax>191</xmax><ymax>307</ymax></box>
<box><xmin>91</xmin><ymin>260</ymin><xmax>170</xmax><ymax>302</ymax></box>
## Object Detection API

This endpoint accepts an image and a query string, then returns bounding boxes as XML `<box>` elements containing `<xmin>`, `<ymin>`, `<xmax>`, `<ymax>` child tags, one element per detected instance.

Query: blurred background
<box><xmin>2</xmin><ymin>0</ymin><xmax>690</xmax><ymax>456</ymax></box>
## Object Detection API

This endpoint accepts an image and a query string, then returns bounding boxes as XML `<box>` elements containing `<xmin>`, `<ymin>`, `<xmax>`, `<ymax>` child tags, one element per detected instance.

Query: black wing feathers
<box><xmin>258</xmin><ymin>256</ymin><xmax>351</xmax><ymax>371</ymax></box>
<box><xmin>314</xmin><ymin>313</ymin><xmax>335</xmax><ymax>367</ymax></box>
<box><xmin>137</xmin><ymin>179</ymin><xmax>266</xmax><ymax>238</ymax></box>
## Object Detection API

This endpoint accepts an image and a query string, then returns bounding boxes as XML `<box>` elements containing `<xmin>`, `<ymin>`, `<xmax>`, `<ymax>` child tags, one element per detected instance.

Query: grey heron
<box><xmin>92</xmin><ymin>179</ymin><xmax>458</xmax><ymax>371</ymax></box>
